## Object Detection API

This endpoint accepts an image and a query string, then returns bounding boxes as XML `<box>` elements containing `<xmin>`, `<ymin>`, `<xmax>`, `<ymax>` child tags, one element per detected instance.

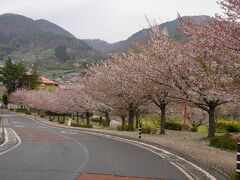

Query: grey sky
<box><xmin>0</xmin><ymin>0</ymin><xmax>222</xmax><ymax>43</ymax></box>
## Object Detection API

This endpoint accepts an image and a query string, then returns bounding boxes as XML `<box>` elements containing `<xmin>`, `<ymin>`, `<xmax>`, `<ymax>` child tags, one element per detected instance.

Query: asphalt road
<box><xmin>0</xmin><ymin>111</ymin><xmax>188</xmax><ymax>180</ymax></box>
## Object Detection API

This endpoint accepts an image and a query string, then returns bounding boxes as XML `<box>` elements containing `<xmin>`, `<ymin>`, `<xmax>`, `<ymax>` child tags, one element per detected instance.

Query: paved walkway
<box><xmin>19</xmin><ymin>113</ymin><xmax>235</xmax><ymax>178</ymax></box>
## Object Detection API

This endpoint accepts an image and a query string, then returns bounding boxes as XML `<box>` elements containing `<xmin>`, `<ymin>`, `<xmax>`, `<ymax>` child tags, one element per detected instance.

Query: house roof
<box><xmin>24</xmin><ymin>72</ymin><xmax>58</xmax><ymax>85</ymax></box>
<box><xmin>38</xmin><ymin>76</ymin><xmax>58</xmax><ymax>85</ymax></box>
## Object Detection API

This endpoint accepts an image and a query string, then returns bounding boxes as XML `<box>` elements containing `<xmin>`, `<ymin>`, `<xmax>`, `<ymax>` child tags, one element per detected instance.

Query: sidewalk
<box><xmin>22</xmin><ymin>113</ymin><xmax>235</xmax><ymax>177</ymax></box>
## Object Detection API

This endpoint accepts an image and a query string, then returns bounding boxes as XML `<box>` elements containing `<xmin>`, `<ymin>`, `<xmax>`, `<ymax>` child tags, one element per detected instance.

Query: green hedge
<box><xmin>209</xmin><ymin>134</ymin><xmax>237</xmax><ymax>151</ymax></box>
<box><xmin>216</xmin><ymin>120</ymin><xmax>240</xmax><ymax>132</ymax></box>
<box><xmin>25</xmin><ymin>110</ymin><xmax>31</xmax><ymax>115</ymax></box>
<box><xmin>79</xmin><ymin>124</ymin><xmax>93</xmax><ymax>128</ymax></box>
<box><xmin>142</xmin><ymin>126</ymin><xmax>157</xmax><ymax>134</ymax></box>
<box><xmin>58</xmin><ymin>119</ymin><xmax>65</xmax><ymax>124</ymax></box>
<box><xmin>190</xmin><ymin>127</ymin><xmax>198</xmax><ymax>132</ymax></box>
<box><xmin>164</xmin><ymin>121</ymin><xmax>182</xmax><ymax>131</ymax></box>
<box><xmin>117</xmin><ymin>124</ymin><xmax>128</xmax><ymax>131</ymax></box>
<box><xmin>71</xmin><ymin>122</ymin><xmax>92</xmax><ymax>128</ymax></box>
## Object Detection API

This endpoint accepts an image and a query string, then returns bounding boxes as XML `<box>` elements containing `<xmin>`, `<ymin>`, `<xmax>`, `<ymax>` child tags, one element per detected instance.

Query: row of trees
<box><xmin>9</xmin><ymin>0</ymin><xmax>239</xmax><ymax>137</ymax></box>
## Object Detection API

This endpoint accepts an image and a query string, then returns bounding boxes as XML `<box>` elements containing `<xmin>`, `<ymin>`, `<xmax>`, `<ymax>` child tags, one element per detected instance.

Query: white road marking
<box><xmin>171</xmin><ymin>162</ymin><xmax>194</xmax><ymax>180</ymax></box>
<box><xmin>1</xmin><ymin>115</ymin><xmax>18</xmax><ymax>117</ymax></box>
<box><xmin>61</xmin><ymin>131</ymin><xmax>78</xmax><ymax>135</ymax></box>
<box><xmin>13</xmin><ymin>125</ymin><xmax>24</xmax><ymax>128</ymax></box>
<box><xmin>0</xmin><ymin>129</ymin><xmax>8</xmax><ymax>147</ymax></box>
<box><xmin>5</xmin><ymin>119</ymin><xmax>9</xmax><ymax>126</ymax></box>
<box><xmin>0</xmin><ymin>128</ymin><xmax>22</xmax><ymax>155</ymax></box>
<box><xmin>11</xmin><ymin>121</ymin><xmax>19</xmax><ymax>124</ymax></box>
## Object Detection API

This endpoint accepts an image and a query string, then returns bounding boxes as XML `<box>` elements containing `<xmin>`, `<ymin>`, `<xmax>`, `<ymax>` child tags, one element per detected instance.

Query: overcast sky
<box><xmin>0</xmin><ymin>0</ymin><xmax>222</xmax><ymax>43</ymax></box>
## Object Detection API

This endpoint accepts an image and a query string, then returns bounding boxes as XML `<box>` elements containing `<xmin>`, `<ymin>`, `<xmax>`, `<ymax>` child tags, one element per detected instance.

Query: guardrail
<box><xmin>0</xmin><ymin>116</ymin><xmax>5</xmax><ymax>144</ymax></box>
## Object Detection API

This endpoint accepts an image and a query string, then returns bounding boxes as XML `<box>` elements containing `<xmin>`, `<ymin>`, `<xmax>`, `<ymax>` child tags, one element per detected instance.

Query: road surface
<box><xmin>0</xmin><ymin>111</ymin><xmax>190</xmax><ymax>180</ymax></box>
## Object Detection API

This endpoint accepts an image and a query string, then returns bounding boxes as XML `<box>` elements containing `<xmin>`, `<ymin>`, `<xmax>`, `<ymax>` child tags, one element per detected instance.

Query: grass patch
<box><xmin>142</xmin><ymin>126</ymin><xmax>157</xmax><ymax>134</ymax></box>
<box><xmin>71</xmin><ymin>121</ymin><xmax>92</xmax><ymax>128</ymax></box>
<box><xmin>209</xmin><ymin>134</ymin><xmax>237</xmax><ymax>151</ymax></box>
<box><xmin>117</xmin><ymin>124</ymin><xmax>128</xmax><ymax>131</ymax></box>
<box><xmin>141</xmin><ymin>114</ymin><xmax>159</xmax><ymax>129</ymax></box>
<box><xmin>198</xmin><ymin>125</ymin><xmax>208</xmax><ymax>133</ymax></box>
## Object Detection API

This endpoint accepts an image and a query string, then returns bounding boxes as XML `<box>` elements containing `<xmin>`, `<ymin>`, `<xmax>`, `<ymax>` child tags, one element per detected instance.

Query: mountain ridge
<box><xmin>83</xmin><ymin>15</ymin><xmax>211</xmax><ymax>53</ymax></box>
<box><xmin>0</xmin><ymin>13</ymin><xmax>102</xmax><ymax>71</ymax></box>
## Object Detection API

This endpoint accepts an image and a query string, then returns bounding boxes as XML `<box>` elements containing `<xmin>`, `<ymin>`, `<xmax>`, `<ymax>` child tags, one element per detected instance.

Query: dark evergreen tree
<box><xmin>29</xmin><ymin>62</ymin><xmax>40</xmax><ymax>89</ymax></box>
<box><xmin>54</xmin><ymin>45</ymin><xmax>69</xmax><ymax>63</ymax></box>
<box><xmin>0</xmin><ymin>57</ymin><xmax>26</xmax><ymax>94</ymax></box>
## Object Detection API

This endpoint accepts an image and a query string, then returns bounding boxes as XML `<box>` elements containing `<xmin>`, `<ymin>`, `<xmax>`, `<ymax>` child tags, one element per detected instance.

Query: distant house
<box><xmin>21</xmin><ymin>72</ymin><xmax>58</xmax><ymax>91</ymax></box>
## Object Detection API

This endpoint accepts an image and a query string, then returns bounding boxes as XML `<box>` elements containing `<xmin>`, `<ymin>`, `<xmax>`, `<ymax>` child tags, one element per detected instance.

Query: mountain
<box><xmin>34</xmin><ymin>19</ymin><xmax>75</xmax><ymax>38</ymax></box>
<box><xmin>82</xmin><ymin>39</ymin><xmax>113</xmax><ymax>53</ymax></box>
<box><xmin>0</xmin><ymin>13</ymin><xmax>103</xmax><ymax>69</ymax></box>
<box><xmin>84</xmin><ymin>15</ymin><xmax>211</xmax><ymax>53</ymax></box>
<box><xmin>0</xmin><ymin>14</ymin><xmax>211</xmax><ymax>79</ymax></box>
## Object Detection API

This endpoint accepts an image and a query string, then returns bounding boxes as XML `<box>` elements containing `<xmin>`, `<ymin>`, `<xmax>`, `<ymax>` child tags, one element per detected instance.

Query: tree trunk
<box><xmin>57</xmin><ymin>115</ymin><xmax>60</xmax><ymax>122</ymax></box>
<box><xmin>104</xmin><ymin>111</ymin><xmax>110</xmax><ymax>127</ymax></box>
<box><xmin>121</xmin><ymin>116</ymin><xmax>126</xmax><ymax>126</ymax></box>
<box><xmin>77</xmin><ymin>113</ymin><xmax>79</xmax><ymax>125</ymax></box>
<box><xmin>233</xmin><ymin>114</ymin><xmax>237</xmax><ymax>121</ymax></box>
<box><xmin>160</xmin><ymin>104</ymin><xmax>166</xmax><ymax>135</ymax></box>
<box><xmin>86</xmin><ymin>111</ymin><xmax>90</xmax><ymax>125</ymax></box>
<box><xmin>128</xmin><ymin>104</ymin><xmax>135</xmax><ymax>131</ymax></box>
<box><xmin>135</xmin><ymin>113</ymin><xmax>139</xmax><ymax>129</ymax></box>
<box><xmin>208</xmin><ymin>106</ymin><xmax>216</xmax><ymax>138</ymax></box>
<box><xmin>99</xmin><ymin>116</ymin><xmax>102</xmax><ymax>126</ymax></box>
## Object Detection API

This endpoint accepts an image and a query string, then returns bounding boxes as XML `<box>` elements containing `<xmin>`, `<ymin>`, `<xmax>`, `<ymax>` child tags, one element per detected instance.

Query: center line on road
<box><xmin>13</xmin><ymin>125</ymin><xmax>24</xmax><ymax>128</ymax></box>
<box><xmin>61</xmin><ymin>131</ymin><xmax>78</xmax><ymax>135</ymax></box>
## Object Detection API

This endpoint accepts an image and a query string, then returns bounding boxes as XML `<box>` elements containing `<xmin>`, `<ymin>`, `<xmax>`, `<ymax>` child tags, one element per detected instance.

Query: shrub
<box><xmin>71</xmin><ymin>122</ymin><xmax>80</xmax><ymax>127</ymax></box>
<box><xmin>142</xmin><ymin>126</ymin><xmax>157</xmax><ymax>134</ymax></box>
<box><xmin>190</xmin><ymin>127</ymin><xmax>198</xmax><ymax>132</ymax></box>
<box><xmin>25</xmin><ymin>110</ymin><xmax>31</xmax><ymax>115</ymax></box>
<box><xmin>58</xmin><ymin>119</ymin><xmax>65</xmax><ymax>124</ymax></box>
<box><xmin>117</xmin><ymin>124</ymin><xmax>128</xmax><ymax>131</ymax></box>
<box><xmin>216</xmin><ymin>120</ymin><xmax>240</xmax><ymax>133</ymax></box>
<box><xmin>91</xmin><ymin>117</ymin><xmax>100</xmax><ymax>122</ymax></box>
<box><xmin>209</xmin><ymin>134</ymin><xmax>237</xmax><ymax>151</ymax></box>
<box><xmin>71</xmin><ymin>122</ymin><xmax>92</xmax><ymax>128</ymax></box>
<box><xmin>91</xmin><ymin>116</ymin><xmax>105</xmax><ymax>122</ymax></box>
<box><xmin>16</xmin><ymin>109</ymin><xmax>27</xmax><ymax>113</ymax></box>
<box><xmin>79</xmin><ymin>124</ymin><xmax>92</xmax><ymax>128</ymax></box>
<box><xmin>164</xmin><ymin>121</ymin><xmax>182</xmax><ymax>131</ymax></box>
<box><xmin>230</xmin><ymin>171</ymin><xmax>240</xmax><ymax>180</ymax></box>
<box><xmin>40</xmin><ymin>114</ymin><xmax>45</xmax><ymax>118</ymax></box>
<box><xmin>101</xmin><ymin>120</ymin><xmax>109</xmax><ymax>127</ymax></box>
<box><xmin>226</xmin><ymin>125</ymin><xmax>239</xmax><ymax>132</ymax></box>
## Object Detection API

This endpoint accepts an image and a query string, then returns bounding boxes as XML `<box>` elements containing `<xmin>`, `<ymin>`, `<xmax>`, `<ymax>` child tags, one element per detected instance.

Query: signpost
<box><xmin>139</xmin><ymin>122</ymin><xmax>142</xmax><ymax>139</ymax></box>
<box><xmin>236</xmin><ymin>136</ymin><xmax>240</xmax><ymax>178</ymax></box>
